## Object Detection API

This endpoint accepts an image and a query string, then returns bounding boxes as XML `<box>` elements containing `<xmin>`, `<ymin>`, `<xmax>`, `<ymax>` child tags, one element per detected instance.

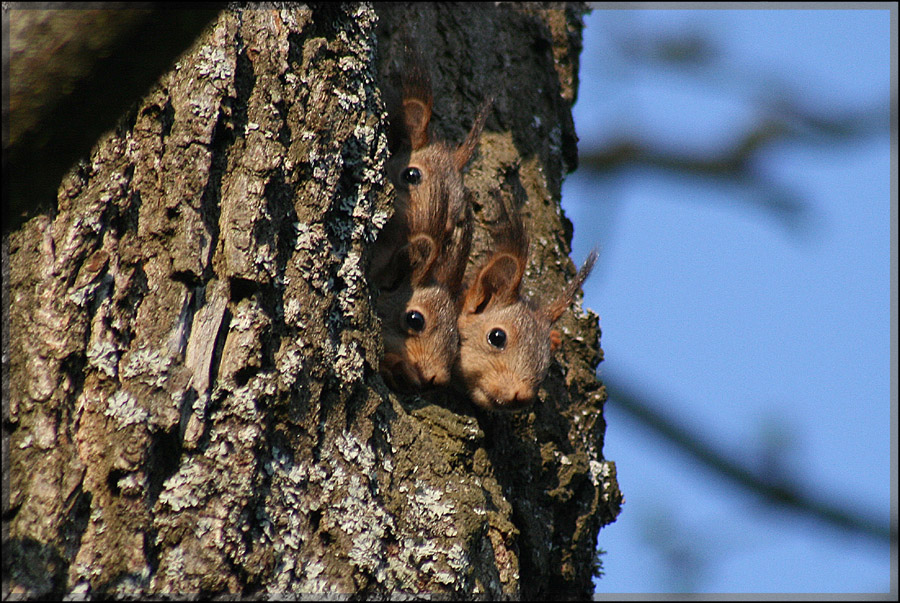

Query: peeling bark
<box><xmin>4</xmin><ymin>3</ymin><xmax>622</xmax><ymax>599</ymax></box>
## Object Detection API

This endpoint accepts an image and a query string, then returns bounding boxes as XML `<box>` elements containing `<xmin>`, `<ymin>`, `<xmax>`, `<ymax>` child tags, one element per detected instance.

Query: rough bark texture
<box><xmin>4</xmin><ymin>3</ymin><xmax>622</xmax><ymax>599</ymax></box>
<box><xmin>3</xmin><ymin>5</ymin><xmax>223</xmax><ymax>231</ymax></box>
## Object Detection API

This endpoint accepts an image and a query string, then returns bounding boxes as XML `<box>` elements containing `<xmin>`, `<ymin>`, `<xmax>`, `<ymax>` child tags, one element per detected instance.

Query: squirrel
<box><xmin>371</xmin><ymin>197</ymin><xmax>472</xmax><ymax>390</ymax></box>
<box><xmin>370</xmin><ymin>38</ymin><xmax>489</xmax><ymax>391</ymax></box>
<box><xmin>454</xmin><ymin>193</ymin><xmax>598</xmax><ymax>411</ymax></box>
<box><xmin>371</xmin><ymin>40</ymin><xmax>491</xmax><ymax>279</ymax></box>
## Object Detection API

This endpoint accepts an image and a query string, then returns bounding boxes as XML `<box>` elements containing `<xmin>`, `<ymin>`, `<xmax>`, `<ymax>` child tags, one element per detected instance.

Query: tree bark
<box><xmin>3</xmin><ymin>3</ymin><xmax>622</xmax><ymax>599</ymax></box>
<box><xmin>3</xmin><ymin>4</ymin><xmax>223</xmax><ymax>231</ymax></box>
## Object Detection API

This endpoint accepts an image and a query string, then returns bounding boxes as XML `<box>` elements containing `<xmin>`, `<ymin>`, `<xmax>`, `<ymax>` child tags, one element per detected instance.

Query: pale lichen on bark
<box><xmin>5</xmin><ymin>3</ymin><xmax>621</xmax><ymax>599</ymax></box>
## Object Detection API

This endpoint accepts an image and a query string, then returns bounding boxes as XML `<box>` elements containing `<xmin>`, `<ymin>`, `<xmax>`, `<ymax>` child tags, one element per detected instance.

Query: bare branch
<box><xmin>604</xmin><ymin>375</ymin><xmax>896</xmax><ymax>545</ymax></box>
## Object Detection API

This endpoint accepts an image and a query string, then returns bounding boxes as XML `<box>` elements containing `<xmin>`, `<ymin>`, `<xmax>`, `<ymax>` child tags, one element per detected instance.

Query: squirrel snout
<box><xmin>387</xmin><ymin>357</ymin><xmax>450</xmax><ymax>391</ymax></box>
<box><xmin>503</xmin><ymin>383</ymin><xmax>536</xmax><ymax>408</ymax></box>
<box><xmin>416</xmin><ymin>363</ymin><xmax>451</xmax><ymax>388</ymax></box>
<box><xmin>478</xmin><ymin>378</ymin><xmax>537</xmax><ymax>410</ymax></box>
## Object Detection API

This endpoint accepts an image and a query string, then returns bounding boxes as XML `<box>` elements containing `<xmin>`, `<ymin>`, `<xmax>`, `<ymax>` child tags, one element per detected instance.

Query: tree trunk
<box><xmin>3</xmin><ymin>3</ymin><xmax>622</xmax><ymax>598</ymax></box>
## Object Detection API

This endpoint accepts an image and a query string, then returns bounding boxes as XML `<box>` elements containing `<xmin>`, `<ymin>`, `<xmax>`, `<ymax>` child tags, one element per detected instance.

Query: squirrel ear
<box><xmin>462</xmin><ymin>252</ymin><xmax>521</xmax><ymax>315</ymax></box>
<box><xmin>399</xmin><ymin>47</ymin><xmax>434</xmax><ymax>151</ymax></box>
<box><xmin>405</xmin><ymin>233</ymin><xmax>439</xmax><ymax>285</ymax></box>
<box><xmin>403</xmin><ymin>98</ymin><xmax>431</xmax><ymax>150</ymax></box>
<box><xmin>372</xmin><ymin>234</ymin><xmax>437</xmax><ymax>290</ymax></box>
<box><xmin>454</xmin><ymin>97</ymin><xmax>492</xmax><ymax>171</ymax></box>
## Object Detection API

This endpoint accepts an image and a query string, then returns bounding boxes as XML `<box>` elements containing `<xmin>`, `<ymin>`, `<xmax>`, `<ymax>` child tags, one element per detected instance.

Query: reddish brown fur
<box><xmin>455</xmin><ymin>200</ymin><xmax>597</xmax><ymax>410</ymax></box>
<box><xmin>370</xmin><ymin>40</ymin><xmax>489</xmax><ymax>391</ymax></box>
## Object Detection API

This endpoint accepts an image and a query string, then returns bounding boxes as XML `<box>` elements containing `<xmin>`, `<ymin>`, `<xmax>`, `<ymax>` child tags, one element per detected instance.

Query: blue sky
<box><xmin>561</xmin><ymin>7</ymin><xmax>894</xmax><ymax>594</ymax></box>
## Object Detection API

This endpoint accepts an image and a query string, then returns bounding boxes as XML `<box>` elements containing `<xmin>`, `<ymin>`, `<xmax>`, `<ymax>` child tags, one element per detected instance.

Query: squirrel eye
<box><xmin>487</xmin><ymin>328</ymin><xmax>507</xmax><ymax>349</ymax></box>
<box><xmin>405</xmin><ymin>310</ymin><xmax>426</xmax><ymax>333</ymax></box>
<box><xmin>401</xmin><ymin>167</ymin><xmax>422</xmax><ymax>185</ymax></box>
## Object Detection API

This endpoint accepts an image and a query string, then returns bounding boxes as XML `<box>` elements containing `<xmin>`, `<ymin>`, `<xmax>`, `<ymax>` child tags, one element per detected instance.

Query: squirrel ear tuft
<box><xmin>454</xmin><ymin>97</ymin><xmax>493</xmax><ymax>171</ymax></box>
<box><xmin>541</xmin><ymin>249</ymin><xmax>598</xmax><ymax>323</ymax></box>
<box><xmin>434</xmin><ymin>210</ymin><xmax>473</xmax><ymax>297</ymax></box>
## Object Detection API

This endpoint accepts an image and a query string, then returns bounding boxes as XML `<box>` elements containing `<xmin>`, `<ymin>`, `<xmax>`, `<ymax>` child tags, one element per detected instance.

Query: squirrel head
<box><xmin>383</xmin><ymin>47</ymin><xmax>492</xmax><ymax>238</ymax></box>
<box><xmin>385</xmin><ymin>105</ymin><xmax>492</xmax><ymax>240</ymax></box>
<box><xmin>372</xmin><ymin>211</ymin><xmax>472</xmax><ymax>392</ymax></box>
<box><xmin>455</xmin><ymin>202</ymin><xmax>597</xmax><ymax>410</ymax></box>
<box><xmin>377</xmin><ymin>279</ymin><xmax>459</xmax><ymax>390</ymax></box>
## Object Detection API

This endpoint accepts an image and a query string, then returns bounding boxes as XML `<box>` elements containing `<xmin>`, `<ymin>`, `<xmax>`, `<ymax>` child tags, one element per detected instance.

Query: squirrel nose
<box><xmin>486</xmin><ymin>381</ymin><xmax>534</xmax><ymax>407</ymax></box>
<box><xmin>419</xmin><ymin>365</ymin><xmax>449</xmax><ymax>388</ymax></box>
<box><xmin>506</xmin><ymin>382</ymin><xmax>535</xmax><ymax>406</ymax></box>
<box><xmin>512</xmin><ymin>389</ymin><xmax>533</xmax><ymax>404</ymax></box>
